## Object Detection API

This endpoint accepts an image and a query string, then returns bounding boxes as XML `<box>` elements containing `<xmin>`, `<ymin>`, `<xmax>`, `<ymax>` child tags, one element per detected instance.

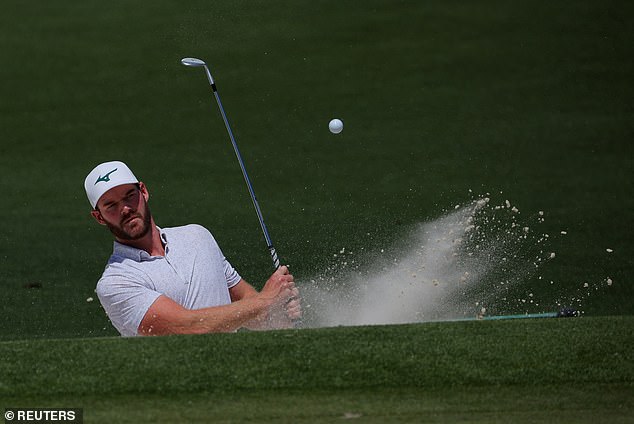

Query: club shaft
<box><xmin>210</xmin><ymin>86</ymin><xmax>280</xmax><ymax>270</ymax></box>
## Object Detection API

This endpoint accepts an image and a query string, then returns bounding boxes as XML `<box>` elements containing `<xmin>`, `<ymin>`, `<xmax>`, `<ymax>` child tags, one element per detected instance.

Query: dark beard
<box><xmin>106</xmin><ymin>203</ymin><xmax>153</xmax><ymax>241</ymax></box>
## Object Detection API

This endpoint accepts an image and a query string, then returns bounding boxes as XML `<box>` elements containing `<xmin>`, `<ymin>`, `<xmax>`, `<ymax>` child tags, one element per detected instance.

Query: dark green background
<box><xmin>0</xmin><ymin>0</ymin><xmax>632</xmax><ymax>340</ymax></box>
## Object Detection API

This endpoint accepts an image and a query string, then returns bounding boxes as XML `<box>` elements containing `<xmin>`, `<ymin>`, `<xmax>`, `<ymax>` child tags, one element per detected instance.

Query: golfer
<box><xmin>84</xmin><ymin>160</ymin><xmax>301</xmax><ymax>336</ymax></box>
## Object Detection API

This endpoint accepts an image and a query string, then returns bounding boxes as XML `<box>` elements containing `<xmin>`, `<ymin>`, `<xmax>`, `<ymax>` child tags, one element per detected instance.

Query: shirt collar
<box><xmin>112</xmin><ymin>226</ymin><xmax>168</xmax><ymax>262</ymax></box>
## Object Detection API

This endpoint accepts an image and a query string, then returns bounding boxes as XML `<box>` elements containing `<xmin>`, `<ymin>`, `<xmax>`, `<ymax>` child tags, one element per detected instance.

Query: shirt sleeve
<box><xmin>223</xmin><ymin>256</ymin><xmax>242</xmax><ymax>288</ymax></box>
<box><xmin>96</xmin><ymin>273</ymin><xmax>162</xmax><ymax>337</ymax></box>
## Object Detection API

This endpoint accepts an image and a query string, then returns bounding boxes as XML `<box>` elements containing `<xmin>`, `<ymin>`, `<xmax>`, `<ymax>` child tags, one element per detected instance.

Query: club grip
<box><xmin>269</xmin><ymin>246</ymin><xmax>280</xmax><ymax>269</ymax></box>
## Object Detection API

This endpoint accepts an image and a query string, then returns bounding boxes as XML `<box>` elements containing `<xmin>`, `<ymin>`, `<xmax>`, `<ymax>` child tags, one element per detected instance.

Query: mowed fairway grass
<box><xmin>0</xmin><ymin>0</ymin><xmax>633</xmax><ymax>422</ymax></box>
<box><xmin>2</xmin><ymin>317</ymin><xmax>633</xmax><ymax>422</ymax></box>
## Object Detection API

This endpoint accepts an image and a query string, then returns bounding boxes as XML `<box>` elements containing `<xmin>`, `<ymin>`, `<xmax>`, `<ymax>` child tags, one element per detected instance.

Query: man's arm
<box><xmin>138</xmin><ymin>293</ymin><xmax>270</xmax><ymax>335</ymax></box>
<box><xmin>138</xmin><ymin>266</ymin><xmax>297</xmax><ymax>335</ymax></box>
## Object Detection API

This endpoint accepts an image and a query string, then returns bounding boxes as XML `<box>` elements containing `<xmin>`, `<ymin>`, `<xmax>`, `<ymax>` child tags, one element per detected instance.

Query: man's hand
<box><xmin>285</xmin><ymin>287</ymin><xmax>302</xmax><ymax>321</ymax></box>
<box><xmin>260</xmin><ymin>265</ymin><xmax>302</xmax><ymax>328</ymax></box>
<box><xmin>260</xmin><ymin>265</ymin><xmax>294</xmax><ymax>300</ymax></box>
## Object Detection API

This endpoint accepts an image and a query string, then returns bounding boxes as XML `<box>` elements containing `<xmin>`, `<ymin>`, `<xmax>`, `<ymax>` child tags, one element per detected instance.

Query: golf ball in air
<box><xmin>329</xmin><ymin>118</ymin><xmax>343</xmax><ymax>134</ymax></box>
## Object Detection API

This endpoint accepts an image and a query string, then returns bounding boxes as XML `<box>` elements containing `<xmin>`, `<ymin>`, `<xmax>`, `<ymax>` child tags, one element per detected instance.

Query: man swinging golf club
<box><xmin>85</xmin><ymin>160</ymin><xmax>301</xmax><ymax>336</ymax></box>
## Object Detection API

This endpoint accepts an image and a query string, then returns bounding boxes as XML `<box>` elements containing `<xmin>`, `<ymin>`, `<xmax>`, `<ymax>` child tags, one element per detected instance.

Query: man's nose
<box><xmin>121</xmin><ymin>203</ymin><xmax>134</xmax><ymax>214</ymax></box>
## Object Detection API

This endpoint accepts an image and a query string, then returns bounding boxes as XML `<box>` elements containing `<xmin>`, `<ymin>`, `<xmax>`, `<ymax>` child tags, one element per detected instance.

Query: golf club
<box><xmin>181</xmin><ymin>57</ymin><xmax>280</xmax><ymax>270</ymax></box>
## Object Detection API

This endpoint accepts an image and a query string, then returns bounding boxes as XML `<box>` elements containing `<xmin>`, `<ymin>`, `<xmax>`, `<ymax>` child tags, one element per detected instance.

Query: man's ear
<box><xmin>90</xmin><ymin>209</ymin><xmax>106</xmax><ymax>226</ymax></box>
<box><xmin>138</xmin><ymin>182</ymin><xmax>150</xmax><ymax>202</ymax></box>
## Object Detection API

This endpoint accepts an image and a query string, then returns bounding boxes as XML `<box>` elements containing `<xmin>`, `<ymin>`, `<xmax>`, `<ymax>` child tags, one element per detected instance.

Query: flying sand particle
<box><xmin>300</xmin><ymin>197</ymin><xmax>606</xmax><ymax>327</ymax></box>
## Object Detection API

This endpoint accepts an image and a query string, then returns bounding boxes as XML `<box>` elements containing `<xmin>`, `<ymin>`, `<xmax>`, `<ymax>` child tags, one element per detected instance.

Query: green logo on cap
<box><xmin>95</xmin><ymin>168</ymin><xmax>117</xmax><ymax>185</ymax></box>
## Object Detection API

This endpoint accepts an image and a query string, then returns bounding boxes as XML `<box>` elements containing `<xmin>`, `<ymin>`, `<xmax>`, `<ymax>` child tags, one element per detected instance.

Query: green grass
<box><xmin>6</xmin><ymin>386</ymin><xmax>633</xmax><ymax>423</ymax></box>
<box><xmin>2</xmin><ymin>317</ymin><xmax>632</xmax><ymax>422</ymax></box>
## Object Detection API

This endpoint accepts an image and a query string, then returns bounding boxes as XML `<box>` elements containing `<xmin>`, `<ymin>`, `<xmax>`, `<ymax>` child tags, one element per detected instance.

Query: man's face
<box><xmin>91</xmin><ymin>183</ymin><xmax>152</xmax><ymax>241</ymax></box>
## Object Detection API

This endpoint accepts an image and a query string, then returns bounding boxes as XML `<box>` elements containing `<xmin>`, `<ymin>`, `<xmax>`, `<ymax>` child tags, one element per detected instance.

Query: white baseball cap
<box><xmin>84</xmin><ymin>161</ymin><xmax>139</xmax><ymax>209</ymax></box>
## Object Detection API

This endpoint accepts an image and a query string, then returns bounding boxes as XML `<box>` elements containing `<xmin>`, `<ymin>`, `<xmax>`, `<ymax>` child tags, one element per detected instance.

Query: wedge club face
<box><xmin>181</xmin><ymin>57</ymin><xmax>214</xmax><ymax>86</ymax></box>
<box><xmin>181</xmin><ymin>57</ymin><xmax>206</xmax><ymax>67</ymax></box>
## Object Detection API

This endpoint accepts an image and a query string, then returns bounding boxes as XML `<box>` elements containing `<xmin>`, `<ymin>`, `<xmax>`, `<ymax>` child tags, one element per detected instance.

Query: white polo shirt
<box><xmin>96</xmin><ymin>224</ymin><xmax>242</xmax><ymax>336</ymax></box>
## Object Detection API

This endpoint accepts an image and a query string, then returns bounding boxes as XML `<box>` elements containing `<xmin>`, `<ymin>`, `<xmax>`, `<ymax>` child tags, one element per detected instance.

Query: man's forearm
<box><xmin>138</xmin><ymin>294</ymin><xmax>271</xmax><ymax>335</ymax></box>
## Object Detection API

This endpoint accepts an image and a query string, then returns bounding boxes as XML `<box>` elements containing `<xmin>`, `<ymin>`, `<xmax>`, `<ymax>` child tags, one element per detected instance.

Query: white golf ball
<box><xmin>328</xmin><ymin>118</ymin><xmax>343</xmax><ymax>134</ymax></box>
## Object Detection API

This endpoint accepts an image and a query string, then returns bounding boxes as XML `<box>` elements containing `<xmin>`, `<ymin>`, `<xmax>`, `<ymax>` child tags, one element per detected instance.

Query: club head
<box><xmin>181</xmin><ymin>57</ymin><xmax>206</xmax><ymax>67</ymax></box>
<box><xmin>181</xmin><ymin>57</ymin><xmax>215</xmax><ymax>86</ymax></box>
